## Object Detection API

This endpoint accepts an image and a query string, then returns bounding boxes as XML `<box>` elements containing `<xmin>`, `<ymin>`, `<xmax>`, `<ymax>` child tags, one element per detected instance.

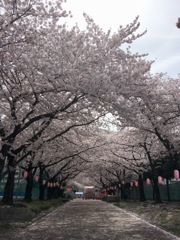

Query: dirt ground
<box><xmin>1</xmin><ymin>199</ymin><xmax>180</xmax><ymax>240</ymax></box>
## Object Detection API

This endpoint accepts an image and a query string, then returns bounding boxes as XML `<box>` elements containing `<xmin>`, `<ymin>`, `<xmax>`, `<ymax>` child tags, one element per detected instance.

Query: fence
<box><xmin>127</xmin><ymin>180</ymin><xmax>180</xmax><ymax>201</ymax></box>
<box><xmin>0</xmin><ymin>167</ymin><xmax>49</xmax><ymax>199</ymax></box>
<box><xmin>0</xmin><ymin>170</ymin><xmax>26</xmax><ymax>199</ymax></box>
<box><xmin>0</xmin><ymin>174</ymin><xmax>41</xmax><ymax>200</ymax></box>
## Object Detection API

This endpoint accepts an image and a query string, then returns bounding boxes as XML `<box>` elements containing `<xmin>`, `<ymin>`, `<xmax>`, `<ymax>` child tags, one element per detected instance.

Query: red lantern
<box><xmin>146</xmin><ymin>178</ymin><xmax>151</xmax><ymax>185</ymax></box>
<box><xmin>23</xmin><ymin>171</ymin><xmax>28</xmax><ymax>179</ymax></box>
<box><xmin>43</xmin><ymin>180</ymin><xmax>46</xmax><ymax>185</ymax></box>
<box><xmin>158</xmin><ymin>176</ymin><xmax>162</xmax><ymax>184</ymax></box>
<box><xmin>34</xmin><ymin>176</ymin><xmax>39</xmax><ymax>182</ymax></box>
<box><xmin>174</xmin><ymin>170</ymin><xmax>179</xmax><ymax>180</ymax></box>
<box><xmin>130</xmin><ymin>182</ymin><xmax>133</xmax><ymax>187</ymax></box>
<box><xmin>135</xmin><ymin>181</ymin><xmax>138</xmax><ymax>187</ymax></box>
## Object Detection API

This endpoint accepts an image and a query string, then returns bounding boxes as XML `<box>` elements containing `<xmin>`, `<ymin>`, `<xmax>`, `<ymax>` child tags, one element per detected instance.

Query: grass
<box><xmin>25</xmin><ymin>198</ymin><xmax>69</xmax><ymax>214</ymax></box>
<box><xmin>0</xmin><ymin>224</ymin><xmax>15</xmax><ymax>234</ymax></box>
<box><xmin>115</xmin><ymin>200</ymin><xmax>180</xmax><ymax>237</ymax></box>
<box><xmin>0</xmin><ymin>198</ymin><xmax>69</xmax><ymax>235</ymax></box>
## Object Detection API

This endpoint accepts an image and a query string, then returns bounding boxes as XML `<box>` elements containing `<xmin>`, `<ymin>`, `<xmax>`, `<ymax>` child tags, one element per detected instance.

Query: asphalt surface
<box><xmin>1</xmin><ymin>199</ymin><xmax>180</xmax><ymax>240</ymax></box>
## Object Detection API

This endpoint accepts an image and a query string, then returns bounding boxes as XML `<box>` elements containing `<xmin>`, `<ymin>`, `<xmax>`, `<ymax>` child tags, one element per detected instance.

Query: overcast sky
<box><xmin>64</xmin><ymin>0</ymin><xmax>180</xmax><ymax>78</ymax></box>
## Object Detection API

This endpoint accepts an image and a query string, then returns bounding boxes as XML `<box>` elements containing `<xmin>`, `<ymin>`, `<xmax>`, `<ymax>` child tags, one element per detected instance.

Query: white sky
<box><xmin>64</xmin><ymin>0</ymin><xmax>180</xmax><ymax>78</ymax></box>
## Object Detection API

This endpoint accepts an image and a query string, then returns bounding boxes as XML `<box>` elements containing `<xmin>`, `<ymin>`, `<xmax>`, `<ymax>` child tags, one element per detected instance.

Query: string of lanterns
<box><xmin>23</xmin><ymin>171</ymin><xmax>62</xmax><ymax>188</ymax></box>
<box><xmin>146</xmin><ymin>170</ymin><xmax>180</xmax><ymax>185</ymax></box>
<box><xmin>103</xmin><ymin>169</ymin><xmax>180</xmax><ymax>192</ymax></box>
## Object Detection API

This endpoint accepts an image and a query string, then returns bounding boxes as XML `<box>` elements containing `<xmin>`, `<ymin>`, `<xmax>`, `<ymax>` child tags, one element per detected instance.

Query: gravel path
<box><xmin>1</xmin><ymin>199</ymin><xmax>180</xmax><ymax>240</ymax></box>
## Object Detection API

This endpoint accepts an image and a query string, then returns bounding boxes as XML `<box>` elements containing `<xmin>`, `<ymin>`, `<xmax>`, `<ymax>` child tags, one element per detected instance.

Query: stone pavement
<box><xmin>1</xmin><ymin>199</ymin><xmax>180</xmax><ymax>240</ymax></box>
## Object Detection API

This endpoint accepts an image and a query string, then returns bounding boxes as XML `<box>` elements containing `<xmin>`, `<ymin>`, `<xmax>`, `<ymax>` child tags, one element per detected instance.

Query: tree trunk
<box><xmin>153</xmin><ymin>179</ymin><xmax>162</xmax><ymax>203</ymax></box>
<box><xmin>24</xmin><ymin>174</ymin><xmax>33</xmax><ymax>202</ymax></box>
<box><xmin>39</xmin><ymin>184</ymin><xmax>46</xmax><ymax>200</ymax></box>
<box><xmin>138</xmin><ymin>175</ymin><xmax>146</xmax><ymax>202</ymax></box>
<box><xmin>47</xmin><ymin>187</ymin><xmax>53</xmax><ymax>199</ymax></box>
<box><xmin>166</xmin><ymin>178</ymin><xmax>171</xmax><ymax>201</ymax></box>
<box><xmin>0</xmin><ymin>158</ymin><xmax>5</xmax><ymax>180</ymax></box>
<box><xmin>38</xmin><ymin>166</ymin><xmax>46</xmax><ymax>200</ymax></box>
<box><xmin>121</xmin><ymin>184</ymin><xmax>125</xmax><ymax>199</ymax></box>
<box><xmin>1</xmin><ymin>169</ymin><xmax>15</xmax><ymax>205</ymax></box>
<box><xmin>117</xmin><ymin>188</ymin><xmax>120</xmax><ymax>202</ymax></box>
<box><xmin>0</xmin><ymin>143</ymin><xmax>11</xmax><ymax>180</ymax></box>
<box><xmin>53</xmin><ymin>187</ymin><xmax>59</xmax><ymax>199</ymax></box>
<box><xmin>59</xmin><ymin>188</ymin><xmax>64</xmax><ymax>198</ymax></box>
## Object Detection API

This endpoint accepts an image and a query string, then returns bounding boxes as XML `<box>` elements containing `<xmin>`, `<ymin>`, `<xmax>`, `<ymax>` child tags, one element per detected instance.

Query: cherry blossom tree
<box><xmin>0</xmin><ymin>0</ymin><xmax>155</xmax><ymax>205</ymax></box>
<box><xmin>39</xmin><ymin>133</ymin><xmax>106</xmax><ymax>200</ymax></box>
<box><xmin>109</xmin><ymin>74</ymin><xmax>180</xmax><ymax>171</ymax></box>
<box><xmin>113</xmin><ymin>74</ymin><xmax>180</xmax><ymax>202</ymax></box>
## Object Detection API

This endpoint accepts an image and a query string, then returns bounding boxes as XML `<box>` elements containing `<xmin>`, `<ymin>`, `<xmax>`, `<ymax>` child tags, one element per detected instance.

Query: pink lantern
<box><xmin>158</xmin><ymin>176</ymin><xmax>162</xmax><ymax>184</ymax></box>
<box><xmin>56</xmin><ymin>182</ymin><xmax>59</xmax><ymax>187</ymax></box>
<box><xmin>43</xmin><ymin>180</ymin><xmax>46</xmax><ymax>185</ymax></box>
<box><xmin>135</xmin><ymin>181</ymin><xmax>138</xmax><ymax>187</ymax></box>
<box><xmin>47</xmin><ymin>182</ymin><xmax>50</xmax><ymax>187</ymax></box>
<box><xmin>23</xmin><ymin>171</ymin><xmax>28</xmax><ymax>179</ymax></box>
<box><xmin>130</xmin><ymin>182</ymin><xmax>133</xmax><ymax>187</ymax></box>
<box><xmin>174</xmin><ymin>170</ymin><xmax>179</xmax><ymax>180</ymax></box>
<box><xmin>122</xmin><ymin>181</ymin><xmax>125</xmax><ymax>185</ymax></box>
<box><xmin>34</xmin><ymin>176</ymin><xmax>39</xmax><ymax>182</ymax></box>
<box><xmin>50</xmin><ymin>183</ymin><xmax>53</xmax><ymax>188</ymax></box>
<box><xmin>118</xmin><ymin>184</ymin><xmax>121</xmax><ymax>188</ymax></box>
<box><xmin>114</xmin><ymin>186</ymin><xmax>116</xmax><ymax>190</ymax></box>
<box><xmin>53</xmin><ymin>183</ymin><xmax>56</xmax><ymax>187</ymax></box>
<box><xmin>146</xmin><ymin>178</ymin><xmax>151</xmax><ymax>185</ymax></box>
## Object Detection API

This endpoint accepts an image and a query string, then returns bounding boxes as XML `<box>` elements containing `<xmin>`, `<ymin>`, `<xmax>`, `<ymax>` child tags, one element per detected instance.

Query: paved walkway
<box><xmin>2</xmin><ymin>199</ymin><xmax>180</xmax><ymax>240</ymax></box>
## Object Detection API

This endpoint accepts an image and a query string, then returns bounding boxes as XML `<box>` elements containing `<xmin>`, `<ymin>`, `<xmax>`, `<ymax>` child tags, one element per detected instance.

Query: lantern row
<box><xmin>23</xmin><ymin>169</ymin><xmax>180</xmax><ymax>190</ymax></box>
<box><xmin>23</xmin><ymin>171</ymin><xmax>62</xmax><ymax>188</ymax></box>
<box><xmin>104</xmin><ymin>170</ymin><xmax>180</xmax><ymax>190</ymax></box>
